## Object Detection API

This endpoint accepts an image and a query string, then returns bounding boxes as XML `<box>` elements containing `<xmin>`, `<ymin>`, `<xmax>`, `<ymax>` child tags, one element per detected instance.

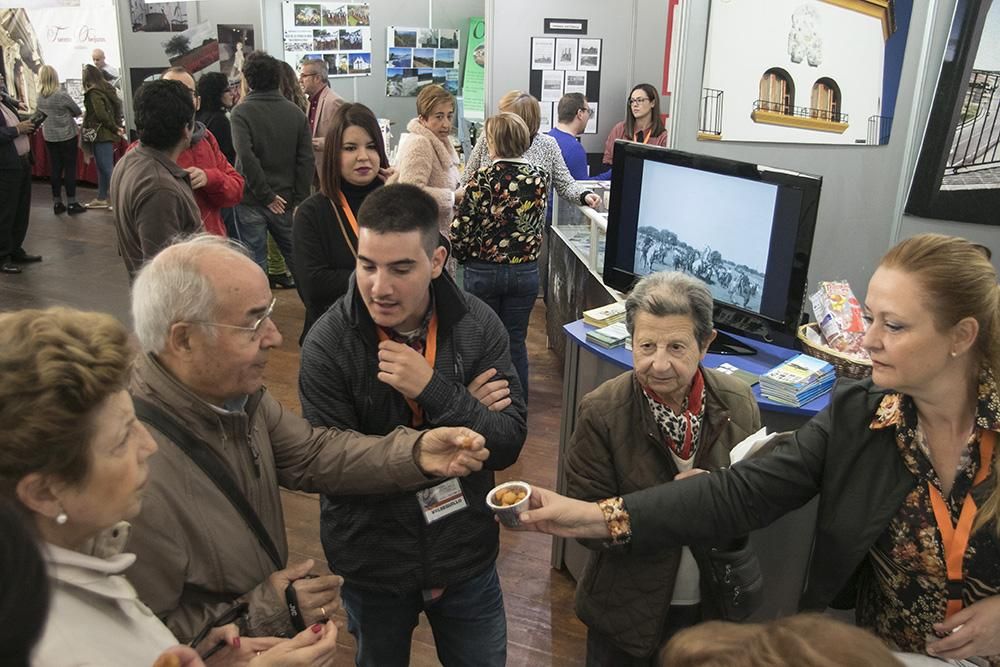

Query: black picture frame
<box><xmin>906</xmin><ymin>0</ymin><xmax>1000</xmax><ymax>226</ymax></box>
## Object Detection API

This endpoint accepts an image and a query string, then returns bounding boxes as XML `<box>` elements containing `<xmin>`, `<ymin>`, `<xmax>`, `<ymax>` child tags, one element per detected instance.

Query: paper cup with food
<box><xmin>486</xmin><ymin>481</ymin><xmax>532</xmax><ymax>527</ymax></box>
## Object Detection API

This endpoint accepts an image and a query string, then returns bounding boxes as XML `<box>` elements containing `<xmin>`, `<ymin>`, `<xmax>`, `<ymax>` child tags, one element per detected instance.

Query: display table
<box><xmin>29</xmin><ymin>132</ymin><xmax>129</xmax><ymax>186</ymax></box>
<box><xmin>545</xmin><ymin>190</ymin><xmax>616</xmax><ymax>360</ymax></box>
<box><xmin>553</xmin><ymin>319</ymin><xmax>825</xmax><ymax>621</ymax></box>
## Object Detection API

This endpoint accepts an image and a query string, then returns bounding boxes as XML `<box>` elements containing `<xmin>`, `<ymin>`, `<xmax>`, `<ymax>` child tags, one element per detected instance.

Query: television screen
<box><xmin>604</xmin><ymin>144</ymin><xmax>822</xmax><ymax>352</ymax></box>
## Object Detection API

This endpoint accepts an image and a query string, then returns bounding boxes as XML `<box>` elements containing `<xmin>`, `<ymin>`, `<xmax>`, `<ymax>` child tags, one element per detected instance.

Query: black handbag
<box><xmin>699</xmin><ymin>538</ymin><xmax>764</xmax><ymax>621</ymax></box>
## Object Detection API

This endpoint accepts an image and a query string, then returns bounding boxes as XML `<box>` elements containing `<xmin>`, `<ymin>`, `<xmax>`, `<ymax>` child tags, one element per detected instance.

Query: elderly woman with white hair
<box><xmin>565</xmin><ymin>270</ymin><xmax>762</xmax><ymax>666</ymax></box>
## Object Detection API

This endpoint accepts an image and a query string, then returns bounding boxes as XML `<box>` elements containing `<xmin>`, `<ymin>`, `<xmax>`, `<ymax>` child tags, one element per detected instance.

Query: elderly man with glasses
<box><xmin>123</xmin><ymin>234</ymin><xmax>490</xmax><ymax>644</ymax></box>
<box><xmin>298</xmin><ymin>58</ymin><xmax>343</xmax><ymax>183</ymax></box>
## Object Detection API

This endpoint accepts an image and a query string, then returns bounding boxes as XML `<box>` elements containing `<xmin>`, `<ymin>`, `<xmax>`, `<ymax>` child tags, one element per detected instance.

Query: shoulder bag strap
<box><xmin>329</xmin><ymin>196</ymin><xmax>358</xmax><ymax>260</ymax></box>
<box><xmin>132</xmin><ymin>396</ymin><xmax>284</xmax><ymax>570</ymax></box>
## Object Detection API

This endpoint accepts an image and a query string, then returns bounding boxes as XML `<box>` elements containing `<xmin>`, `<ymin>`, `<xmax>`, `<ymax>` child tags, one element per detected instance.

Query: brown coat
<box><xmin>388</xmin><ymin>117</ymin><xmax>460</xmax><ymax>233</ymax></box>
<box><xmin>125</xmin><ymin>354</ymin><xmax>431</xmax><ymax>641</ymax></box>
<box><xmin>565</xmin><ymin>367</ymin><xmax>761</xmax><ymax>657</ymax></box>
<box><xmin>110</xmin><ymin>144</ymin><xmax>202</xmax><ymax>281</ymax></box>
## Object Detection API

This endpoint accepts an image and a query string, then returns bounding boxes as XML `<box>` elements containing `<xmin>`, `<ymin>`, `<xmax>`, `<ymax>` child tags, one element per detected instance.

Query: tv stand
<box><xmin>709</xmin><ymin>330</ymin><xmax>757</xmax><ymax>355</ymax></box>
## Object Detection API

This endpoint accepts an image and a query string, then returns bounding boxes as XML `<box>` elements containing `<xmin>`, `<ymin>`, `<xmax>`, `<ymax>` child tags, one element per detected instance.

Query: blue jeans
<box><xmin>220</xmin><ymin>207</ymin><xmax>240</xmax><ymax>241</ymax></box>
<box><xmin>235</xmin><ymin>204</ymin><xmax>295</xmax><ymax>278</ymax></box>
<box><xmin>93</xmin><ymin>141</ymin><xmax>114</xmax><ymax>199</ymax></box>
<box><xmin>463</xmin><ymin>260</ymin><xmax>538</xmax><ymax>398</ymax></box>
<box><xmin>341</xmin><ymin>566</ymin><xmax>507</xmax><ymax>667</ymax></box>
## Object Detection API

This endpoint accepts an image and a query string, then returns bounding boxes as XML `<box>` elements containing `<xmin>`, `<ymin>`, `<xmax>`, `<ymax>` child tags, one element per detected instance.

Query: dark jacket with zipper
<box><xmin>299</xmin><ymin>271</ymin><xmax>528</xmax><ymax>593</ymax></box>
<box><xmin>621</xmin><ymin>377</ymin><xmax>1000</xmax><ymax>615</ymax></box>
<box><xmin>566</xmin><ymin>368</ymin><xmax>761</xmax><ymax>657</ymax></box>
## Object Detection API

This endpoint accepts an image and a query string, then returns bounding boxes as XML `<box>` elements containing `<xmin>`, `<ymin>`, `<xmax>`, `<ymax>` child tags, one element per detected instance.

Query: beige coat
<box><xmin>388</xmin><ymin>117</ymin><xmax>460</xmax><ymax>232</ymax></box>
<box><xmin>125</xmin><ymin>353</ymin><xmax>432</xmax><ymax>641</ymax></box>
<box><xmin>310</xmin><ymin>85</ymin><xmax>343</xmax><ymax>177</ymax></box>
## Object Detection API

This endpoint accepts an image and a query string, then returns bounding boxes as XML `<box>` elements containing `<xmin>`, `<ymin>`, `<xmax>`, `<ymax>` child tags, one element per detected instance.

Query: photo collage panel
<box><xmin>386</xmin><ymin>26</ymin><xmax>460</xmax><ymax>97</ymax></box>
<box><xmin>530</xmin><ymin>36</ymin><xmax>601</xmax><ymax>133</ymax></box>
<box><xmin>282</xmin><ymin>2</ymin><xmax>372</xmax><ymax>77</ymax></box>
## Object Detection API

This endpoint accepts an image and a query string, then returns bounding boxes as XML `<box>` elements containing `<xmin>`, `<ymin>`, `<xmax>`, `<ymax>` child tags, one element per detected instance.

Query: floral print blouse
<box><xmin>450</xmin><ymin>159</ymin><xmax>549</xmax><ymax>264</ymax></box>
<box><xmin>859</xmin><ymin>368</ymin><xmax>1000</xmax><ymax>663</ymax></box>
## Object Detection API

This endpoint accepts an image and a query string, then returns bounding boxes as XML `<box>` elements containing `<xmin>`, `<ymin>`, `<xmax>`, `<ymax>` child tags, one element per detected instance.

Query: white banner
<box><xmin>26</xmin><ymin>0</ymin><xmax>120</xmax><ymax>84</ymax></box>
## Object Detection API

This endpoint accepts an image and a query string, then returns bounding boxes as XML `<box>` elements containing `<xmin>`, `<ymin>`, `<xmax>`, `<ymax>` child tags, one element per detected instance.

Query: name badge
<box><xmin>416</xmin><ymin>478</ymin><xmax>468</xmax><ymax>524</ymax></box>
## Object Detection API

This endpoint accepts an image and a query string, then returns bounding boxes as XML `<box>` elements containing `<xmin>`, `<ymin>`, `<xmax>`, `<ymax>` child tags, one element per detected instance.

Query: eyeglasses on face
<box><xmin>190</xmin><ymin>297</ymin><xmax>277</xmax><ymax>340</ymax></box>
<box><xmin>299</xmin><ymin>72</ymin><xmax>319</xmax><ymax>80</ymax></box>
<box><xmin>629</xmin><ymin>97</ymin><xmax>651</xmax><ymax>105</ymax></box>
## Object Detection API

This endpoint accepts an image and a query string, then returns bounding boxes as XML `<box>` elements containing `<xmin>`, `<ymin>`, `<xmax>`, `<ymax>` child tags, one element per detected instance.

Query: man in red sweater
<box><xmin>162</xmin><ymin>67</ymin><xmax>244</xmax><ymax>236</ymax></box>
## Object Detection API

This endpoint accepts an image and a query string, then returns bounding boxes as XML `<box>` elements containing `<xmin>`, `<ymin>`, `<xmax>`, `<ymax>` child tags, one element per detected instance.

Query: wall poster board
<box><xmin>385</xmin><ymin>26</ymin><xmax>460</xmax><ymax>97</ymax></box>
<box><xmin>462</xmin><ymin>17</ymin><xmax>485</xmax><ymax>121</ymax></box>
<box><xmin>281</xmin><ymin>2</ymin><xmax>372</xmax><ymax>77</ymax></box>
<box><xmin>529</xmin><ymin>33</ymin><xmax>601</xmax><ymax>133</ymax></box>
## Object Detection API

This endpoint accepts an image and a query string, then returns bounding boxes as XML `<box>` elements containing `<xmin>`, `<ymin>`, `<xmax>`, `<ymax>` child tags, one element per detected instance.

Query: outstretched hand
<box><xmin>514</xmin><ymin>486</ymin><xmax>610</xmax><ymax>539</ymax></box>
<box><xmin>416</xmin><ymin>427</ymin><xmax>489</xmax><ymax>477</ymax></box>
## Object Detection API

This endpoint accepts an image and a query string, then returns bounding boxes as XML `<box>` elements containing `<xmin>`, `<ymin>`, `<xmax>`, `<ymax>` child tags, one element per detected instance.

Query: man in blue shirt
<box><xmin>547</xmin><ymin>93</ymin><xmax>610</xmax><ymax>182</ymax></box>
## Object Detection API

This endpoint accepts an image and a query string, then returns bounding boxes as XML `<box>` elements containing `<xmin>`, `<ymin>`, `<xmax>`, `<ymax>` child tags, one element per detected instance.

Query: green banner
<box><xmin>462</xmin><ymin>17</ymin><xmax>485</xmax><ymax>121</ymax></box>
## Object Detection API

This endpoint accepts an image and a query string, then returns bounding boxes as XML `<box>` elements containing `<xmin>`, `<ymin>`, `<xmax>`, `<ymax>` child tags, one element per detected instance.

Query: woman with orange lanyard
<box><xmin>601</xmin><ymin>83</ymin><xmax>667</xmax><ymax>170</ymax></box>
<box><xmin>293</xmin><ymin>102</ymin><xmax>391</xmax><ymax>342</ymax></box>
<box><xmin>510</xmin><ymin>234</ymin><xmax>1000</xmax><ymax>665</ymax></box>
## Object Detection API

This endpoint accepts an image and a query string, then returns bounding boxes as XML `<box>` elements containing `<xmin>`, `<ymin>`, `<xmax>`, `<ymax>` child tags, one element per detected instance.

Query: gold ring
<box><xmin>320</xmin><ymin>605</ymin><xmax>327</xmax><ymax>619</ymax></box>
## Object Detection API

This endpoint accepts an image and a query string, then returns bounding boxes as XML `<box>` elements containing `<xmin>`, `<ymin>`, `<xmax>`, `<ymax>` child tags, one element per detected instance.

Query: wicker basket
<box><xmin>796</xmin><ymin>323</ymin><xmax>872</xmax><ymax>380</ymax></box>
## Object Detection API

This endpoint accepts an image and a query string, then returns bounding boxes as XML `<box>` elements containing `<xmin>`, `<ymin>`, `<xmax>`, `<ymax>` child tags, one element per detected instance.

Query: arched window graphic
<box><xmin>759</xmin><ymin>68</ymin><xmax>794</xmax><ymax>115</ymax></box>
<box><xmin>811</xmin><ymin>78</ymin><xmax>841</xmax><ymax>122</ymax></box>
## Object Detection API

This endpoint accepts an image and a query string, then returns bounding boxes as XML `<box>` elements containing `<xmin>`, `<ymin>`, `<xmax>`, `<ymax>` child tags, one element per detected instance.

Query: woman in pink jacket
<box><xmin>389</xmin><ymin>85</ymin><xmax>463</xmax><ymax>234</ymax></box>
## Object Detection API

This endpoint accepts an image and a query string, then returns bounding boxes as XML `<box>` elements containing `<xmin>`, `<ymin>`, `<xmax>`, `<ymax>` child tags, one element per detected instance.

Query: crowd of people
<box><xmin>2</xmin><ymin>46</ymin><xmax>1000</xmax><ymax>667</ymax></box>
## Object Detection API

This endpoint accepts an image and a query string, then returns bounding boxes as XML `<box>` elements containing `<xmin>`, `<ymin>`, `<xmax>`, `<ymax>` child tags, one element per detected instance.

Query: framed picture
<box><xmin>906</xmin><ymin>0</ymin><xmax>1000</xmax><ymax>226</ymax></box>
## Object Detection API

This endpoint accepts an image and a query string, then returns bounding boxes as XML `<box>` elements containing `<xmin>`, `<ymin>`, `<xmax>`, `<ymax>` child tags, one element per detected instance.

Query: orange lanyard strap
<box><xmin>337</xmin><ymin>191</ymin><xmax>359</xmax><ymax>238</ymax></box>
<box><xmin>632</xmin><ymin>129</ymin><xmax>651</xmax><ymax>144</ymax></box>
<box><xmin>928</xmin><ymin>429</ymin><xmax>995</xmax><ymax>618</ymax></box>
<box><xmin>375</xmin><ymin>311</ymin><xmax>438</xmax><ymax>428</ymax></box>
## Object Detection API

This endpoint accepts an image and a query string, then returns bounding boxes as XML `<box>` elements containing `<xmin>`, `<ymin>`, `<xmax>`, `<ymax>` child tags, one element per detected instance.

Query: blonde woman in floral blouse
<box><xmin>451</xmin><ymin>112</ymin><xmax>548</xmax><ymax>398</ymax></box>
<box><xmin>513</xmin><ymin>234</ymin><xmax>1000</xmax><ymax>665</ymax></box>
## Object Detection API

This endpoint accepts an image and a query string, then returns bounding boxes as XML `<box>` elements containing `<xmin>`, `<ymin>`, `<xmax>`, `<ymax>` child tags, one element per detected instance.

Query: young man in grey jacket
<box><xmin>299</xmin><ymin>184</ymin><xmax>527</xmax><ymax>667</ymax></box>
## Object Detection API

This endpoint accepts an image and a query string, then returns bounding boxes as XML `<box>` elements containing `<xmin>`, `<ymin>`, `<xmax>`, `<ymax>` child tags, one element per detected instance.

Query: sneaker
<box><xmin>85</xmin><ymin>199</ymin><xmax>110</xmax><ymax>209</ymax></box>
<box><xmin>67</xmin><ymin>202</ymin><xmax>87</xmax><ymax>215</ymax></box>
<box><xmin>53</xmin><ymin>202</ymin><xmax>67</xmax><ymax>214</ymax></box>
<box><xmin>268</xmin><ymin>273</ymin><xmax>296</xmax><ymax>290</ymax></box>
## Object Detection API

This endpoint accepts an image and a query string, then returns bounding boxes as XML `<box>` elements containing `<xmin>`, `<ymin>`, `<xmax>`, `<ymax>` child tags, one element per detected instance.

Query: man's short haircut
<box><xmin>301</xmin><ymin>56</ymin><xmax>328</xmax><ymax>79</ymax></box>
<box><xmin>357</xmin><ymin>184</ymin><xmax>439</xmax><ymax>257</ymax></box>
<box><xmin>242</xmin><ymin>51</ymin><xmax>281</xmax><ymax>92</ymax></box>
<box><xmin>133</xmin><ymin>79</ymin><xmax>195</xmax><ymax>151</ymax></box>
<box><xmin>132</xmin><ymin>234</ymin><xmax>252</xmax><ymax>354</ymax></box>
<box><xmin>557</xmin><ymin>92</ymin><xmax>588</xmax><ymax>123</ymax></box>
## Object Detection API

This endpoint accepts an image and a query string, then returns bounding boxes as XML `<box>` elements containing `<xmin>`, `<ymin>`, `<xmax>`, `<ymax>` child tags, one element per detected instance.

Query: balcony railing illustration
<box><xmin>700</xmin><ymin>88</ymin><xmax>723</xmax><ymax>136</ymax></box>
<box><xmin>752</xmin><ymin>99</ymin><xmax>848</xmax><ymax>124</ymax></box>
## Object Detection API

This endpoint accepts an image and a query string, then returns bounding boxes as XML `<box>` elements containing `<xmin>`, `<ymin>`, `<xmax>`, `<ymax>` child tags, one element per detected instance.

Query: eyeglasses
<box><xmin>580</xmin><ymin>107</ymin><xmax>593</xmax><ymax>115</ymax></box>
<box><xmin>629</xmin><ymin>97</ymin><xmax>651</xmax><ymax>105</ymax></box>
<box><xmin>298</xmin><ymin>72</ymin><xmax>319</xmax><ymax>80</ymax></box>
<box><xmin>190</xmin><ymin>298</ymin><xmax>277</xmax><ymax>341</ymax></box>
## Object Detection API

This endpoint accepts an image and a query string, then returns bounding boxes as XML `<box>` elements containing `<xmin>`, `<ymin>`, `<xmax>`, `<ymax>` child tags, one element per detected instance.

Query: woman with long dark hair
<box><xmin>293</xmin><ymin>102</ymin><xmax>389</xmax><ymax>339</ymax></box>
<box><xmin>602</xmin><ymin>83</ymin><xmax>667</xmax><ymax>169</ymax></box>
<box><xmin>195</xmin><ymin>71</ymin><xmax>235</xmax><ymax>164</ymax></box>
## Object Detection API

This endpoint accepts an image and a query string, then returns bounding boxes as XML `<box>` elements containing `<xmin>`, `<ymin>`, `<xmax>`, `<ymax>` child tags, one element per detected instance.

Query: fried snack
<box><xmin>494</xmin><ymin>487</ymin><xmax>527</xmax><ymax>507</ymax></box>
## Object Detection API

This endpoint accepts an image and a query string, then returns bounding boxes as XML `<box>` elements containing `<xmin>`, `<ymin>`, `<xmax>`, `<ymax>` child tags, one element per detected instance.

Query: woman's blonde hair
<box><xmin>416</xmin><ymin>84</ymin><xmax>454</xmax><ymax>119</ymax></box>
<box><xmin>879</xmin><ymin>235</ymin><xmax>1000</xmax><ymax>535</ymax></box>
<box><xmin>485</xmin><ymin>112</ymin><xmax>531</xmax><ymax>159</ymax></box>
<box><xmin>38</xmin><ymin>65</ymin><xmax>59</xmax><ymax>98</ymax></box>
<box><xmin>661</xmin><ymin>615</ymin><xmax>902</xmax><ymax>667</ymax></box>
<box><xmin>498</xmin><ymin>90</ymin><xmax>540</xmax><ymax>137</ymax></box>
<box><xmin>0</xmin><ymin>309</ymin><xmax>133</xmax><ymax>500</ymax></box>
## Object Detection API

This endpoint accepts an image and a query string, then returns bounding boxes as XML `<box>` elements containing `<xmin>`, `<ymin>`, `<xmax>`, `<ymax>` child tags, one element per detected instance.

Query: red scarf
<box><xmin>643</xmin><ymin>369</ymin><xmax>705</xmax><ymax>460</ymax></box>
